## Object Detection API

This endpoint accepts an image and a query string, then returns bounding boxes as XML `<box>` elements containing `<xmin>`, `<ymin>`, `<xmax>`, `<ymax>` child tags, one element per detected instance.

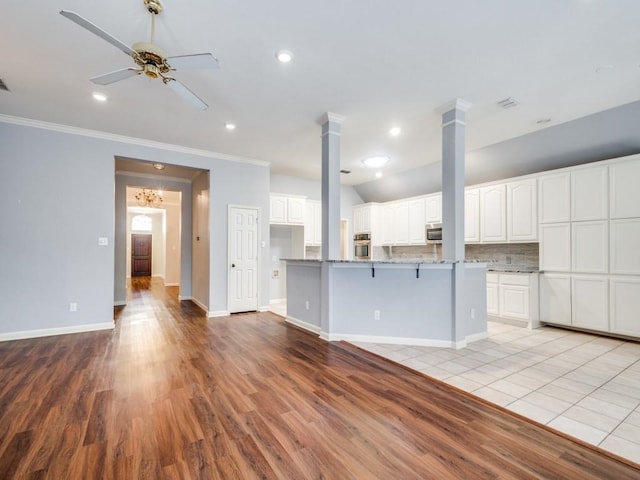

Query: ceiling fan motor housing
<box><xmin>144</xmin><ymin>0</ymin><xmax>163</xmax><ymax>15</ymax></box>
<box><xmin>131</xmin><ymin>41</ymin><xmax>171</xmax><ymax>77</ymax></box>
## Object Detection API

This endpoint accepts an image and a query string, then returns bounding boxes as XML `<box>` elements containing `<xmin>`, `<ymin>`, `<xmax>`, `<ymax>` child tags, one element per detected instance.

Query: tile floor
<box><xmin>351</xmin><ymin>322</ymin><xmax>640</xmax><ymax>465</ymax></box>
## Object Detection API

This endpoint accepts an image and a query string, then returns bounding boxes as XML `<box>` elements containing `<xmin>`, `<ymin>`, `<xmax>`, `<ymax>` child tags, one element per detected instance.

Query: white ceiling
<box><xmin>2</xmin><ymin>0</ymin><xmax>640</xmax><ymax>185</ymax></box>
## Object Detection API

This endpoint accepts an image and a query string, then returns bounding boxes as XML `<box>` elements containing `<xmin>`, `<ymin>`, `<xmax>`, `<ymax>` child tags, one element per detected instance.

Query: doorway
<box><xmin>131</xmin><ymin>234</ymin><xmax>152</xmax><ymax>276</ymax></box>
<box><xmin>228</xmin><ymin>206</ymin><xmax>259</xmax><ymax>313</ymax></box>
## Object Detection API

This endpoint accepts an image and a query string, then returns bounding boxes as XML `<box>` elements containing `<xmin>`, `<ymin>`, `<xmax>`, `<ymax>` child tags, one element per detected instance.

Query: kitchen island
<box><xmin>285</xmin><ymin>259</ymin><xmax>488</xmax><ymax>348</ymax></box>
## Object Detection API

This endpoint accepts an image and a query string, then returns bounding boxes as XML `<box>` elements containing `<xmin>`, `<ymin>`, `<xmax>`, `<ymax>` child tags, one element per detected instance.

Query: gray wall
<box><xmin>0</xmin><ymin>121</ymin><xmax>270</xmax><ymax>336</ymax></box>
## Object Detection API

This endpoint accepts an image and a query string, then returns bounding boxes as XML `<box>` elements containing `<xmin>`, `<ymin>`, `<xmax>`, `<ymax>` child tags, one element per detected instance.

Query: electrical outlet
<box><xmin>374</xmin><ymin>310</ymin><xmax>381</xmax><ymax>321</ymax></box>
<box><xmin>69</xmin><ymin>302</ymin><xmax>78</xmax><ymax>312</ymax></box>
<box><xmin>470</xmin><ymin>308</ymin><xmax>475</xmax><ymax>319</ymax></box>
<box><xmin>305</xmin><ymin>300</ymin><xmax>310</xmax><ymax>310</ymax></box>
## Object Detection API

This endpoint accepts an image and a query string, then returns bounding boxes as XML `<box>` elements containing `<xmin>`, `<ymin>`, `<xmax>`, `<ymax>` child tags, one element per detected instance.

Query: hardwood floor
<box><xmin>0</xmin><ymin>277</ymin><xmax>639</xmax><ymax>479</ymax></box>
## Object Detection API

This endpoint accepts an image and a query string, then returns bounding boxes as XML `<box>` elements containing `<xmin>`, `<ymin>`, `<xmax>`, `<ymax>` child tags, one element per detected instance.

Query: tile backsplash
<box><xmin>376</xmin><ymin>243</ymin><xmax>539</xmax><ymax>267</ymax></box>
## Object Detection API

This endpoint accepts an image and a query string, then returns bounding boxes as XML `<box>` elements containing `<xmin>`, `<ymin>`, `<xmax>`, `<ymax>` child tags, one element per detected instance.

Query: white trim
<box><xmin>0</xmin><ymin>322</ymin><xmax>114</xmax><ymax>342</ymax></box>
<box><xmin>258</xmin><ymin>305</ymin><xmax>270</xmax><ymax>312</ymax></box>
<box><xmin>286</xmin><ymin>316</ymin><xmax>322</xmax><ymax>334</ymax></box>
<box><xmin>319</xmin><ymin>112</ymin><xmax>346</xmax><ymax>125</ymax></box>
<box><xmin>114</xmin><ymin>300</ymin><xmax>127</xmax><ymax>307</ymax></box>
<box><xmin>164</xmin><ymin>282</ymin><xmax>180</xmax><ymax>287</ymax></box>
<box><xmin>318</xmin><ymin>330</ymin><xmax>488</xmax><ymax>349</ymax></box>
<box><xmin>0</xmin><ymin>114</ymin><xmax>269</xmax><ymax>167</ymax></box>
<box><xmin>189</xmin><ymin>297</ymin><xmax>208</xmax><ymax>313</ymax></box>
<box><xmin>270</xmin><ymin>298</ymin><xmax>286</xmax><ymax>305</ymax></box>
<box><xmin>116</xmin><ymin>170</ymin><xmax>192</xmax><ymax>184</ymax></box>
<box><xmin>208</xmin><ymin>310</ymin><xmax>230</xmax><ymax>318</ymax></box>
<box><xmin>442</xmin><ymin>119</ymin><xmax>467</xmax><ymax>128</ymax></box>
<box><xmin>436</xmin><ymin>98</ymin><xmax>472</xmax><ymax>114</ymax></box>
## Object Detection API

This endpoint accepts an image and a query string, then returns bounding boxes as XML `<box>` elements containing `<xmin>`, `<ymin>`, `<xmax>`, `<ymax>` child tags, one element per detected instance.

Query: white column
<box><xmin>437</xmin><ymin>98</ymin><xmax>471</xmax><ymax>345</ymax></box>
<box><xmin>320</xmin><ymin>112</ymin><xmax>345</xmax><ymax>260</ymax></box>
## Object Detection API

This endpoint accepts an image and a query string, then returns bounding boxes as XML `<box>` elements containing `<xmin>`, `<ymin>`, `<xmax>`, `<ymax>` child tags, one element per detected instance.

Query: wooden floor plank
<box><xmin>0</xmin><ymin>276</ymin><xmax>638</xmax><ymax>479</ymax></box>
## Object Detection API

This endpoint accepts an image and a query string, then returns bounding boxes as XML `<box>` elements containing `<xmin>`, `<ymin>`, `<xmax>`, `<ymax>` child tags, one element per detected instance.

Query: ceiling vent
<box><xmin>496</xmin><ymin>97</ymin><xmax>519</xmax><ymax>109</ymax></box>
<box><xmin>0</xmin><ymin>78</ymin><xmax>9</xmax><ymax>92</ymax></box>
<box><xmin>340</xmin><ymin>169</ymin><xmax>351</xmax><ymax>174</ymax></box>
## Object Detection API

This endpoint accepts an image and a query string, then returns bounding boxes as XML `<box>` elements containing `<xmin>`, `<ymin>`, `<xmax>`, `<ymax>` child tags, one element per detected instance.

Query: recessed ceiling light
<box><xmin>375</xmin><ymin>172</ymin><xmax>383</xmax><ymax>179</ymax></box>
<box><xmin>153</xmin><ymin>163</ymin><xmax>165</xmax><ymax>170</ymax></box>
<box><xmin>362</xmin><ymin>155</ymin><xmax>390</xmax><ymax>168</ymax></box>
<box><xmin>536</xmin><ymin>118</ymin><xmax>552</xmax><ymax>125</ymax></box>
<box><xmin>276</xmin><ymin>50</ymin><xmax>293</xmax><ymax>63</ymax></box>
<box><xmin>225</xmin><ymin>123</ymin><xmax>236</xmax><ymax>130</ymax></box>
<box><xmin>389</xmin><ymin>127</ymin><xmax>401</xmax><ymax>137</ymax></box>
<box><xmin>92</xmin><ymin>92</ymin><xmax>107</xmax><ymax>102</ymax></box>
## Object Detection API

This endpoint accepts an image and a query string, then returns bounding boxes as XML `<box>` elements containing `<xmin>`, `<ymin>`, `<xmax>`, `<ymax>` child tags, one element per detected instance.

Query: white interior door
<box><xmin>228</xmin><ymin>206</ymin><xmax>259</xmax><ymax>313</ymax></box>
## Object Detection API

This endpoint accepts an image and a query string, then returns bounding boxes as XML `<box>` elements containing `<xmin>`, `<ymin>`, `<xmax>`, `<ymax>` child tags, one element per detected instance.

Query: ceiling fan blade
<box><xmin>167</xmin><ymin>53</ymin><xmax>220</xmax><ymax>70</ymax></box>
<box><xmin>165</xmin><ymin>79</ymin><xmax>208</xmax><ymax>110</ymax></box>
<box><xmin>60</xmin><ymin>10</ymin><xmax>136</xmax><ymax>57</ymax></box>
<box><xmin>91</xmin><ymin>68</ymin><xmax>140</xmax><ymax>85</ymax></box>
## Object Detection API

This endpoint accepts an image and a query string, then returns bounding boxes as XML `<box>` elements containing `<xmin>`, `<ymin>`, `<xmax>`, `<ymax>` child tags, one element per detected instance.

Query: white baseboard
<box><xmin>258</xmin><ymin>305</ymin><xmax>270</xmax><ymax>312</ymax></box>
<box><xmin>319</xmin><ymin>331</ymin><xmax>488</xmax><ymax>349</ymax></box>
<box><xmin>270</xmin><ymin>298</ymin><xmax>286</xmax><ymax>305</ymax></box>
<box><xmin>208</xmin><ymin>310</ymin><xmax>230</xmax><ymax>318</ymax></box>
<box><xmin>189</xmin><ymin>297</ymin><xmax>208</xmax><ymax>313</ymax></box>
<box><xmin>0</xmin><ymin>322</ymin><xmax>114</xmax><ymax>342</ymax></box>
<box><xmin>285</xmin><ymin>316</ymin><xmax>321</xmax><ymax>334</ymax></box>
<box><xmin>113</xmin><ymin>300</ymin><xmax>127</xmax><ymax>307</ymax></box>
<box><xmin>164</xmin><ymin>282</ymin><xmax>179</xmax><ymax>287</ymax></box>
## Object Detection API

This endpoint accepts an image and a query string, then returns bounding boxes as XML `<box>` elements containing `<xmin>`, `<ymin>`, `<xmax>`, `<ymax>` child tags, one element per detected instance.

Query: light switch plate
<box><xmin>98</xmin><ymin>237</ymin><xmax>108</xmax><ymax>246</ymax></box>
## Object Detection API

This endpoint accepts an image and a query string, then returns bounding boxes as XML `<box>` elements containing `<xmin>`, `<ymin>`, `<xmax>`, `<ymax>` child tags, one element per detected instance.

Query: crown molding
<box><xmin>319</xmin><ymin>112</ymin><xmax>346</xmax><ymax>125</ymax></box>
<box><xmin>0</xmin><ymin>114</ymin><xmax>270</xmax><ymax>167</ymax></box>
<box><xmin>435</xmin><ymin>98</ymin><xmax>472</xmax><ymax>115</ymax></box>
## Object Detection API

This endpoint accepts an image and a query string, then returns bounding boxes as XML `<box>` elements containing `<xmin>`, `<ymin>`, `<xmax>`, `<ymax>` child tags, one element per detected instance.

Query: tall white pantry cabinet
<box><xmin>538</xmin><ymin>155</ymin><xmax>640</xmax><ymax>337</ymax></box>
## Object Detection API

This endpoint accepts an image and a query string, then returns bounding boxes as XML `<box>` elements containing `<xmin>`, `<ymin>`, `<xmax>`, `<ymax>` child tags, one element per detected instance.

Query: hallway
<box><xmin>0</xmin><ymin>278</ymin><xmax>638</xmax><ymax>478</ymax></box>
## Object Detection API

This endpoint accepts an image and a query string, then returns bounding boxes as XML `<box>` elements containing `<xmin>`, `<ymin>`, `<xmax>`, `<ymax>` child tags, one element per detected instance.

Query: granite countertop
<box><xmin>487</xmin><ymin>264</ymin><xmax>539</xmax><ymax>273</ymax></box>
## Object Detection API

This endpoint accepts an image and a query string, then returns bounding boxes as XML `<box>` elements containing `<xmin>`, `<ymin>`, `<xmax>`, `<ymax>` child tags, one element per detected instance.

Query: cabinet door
<box><xmin>408</xmin><ymin>199</ymin><xmax>426</xmax><ymax>244</ymax></box>
<box><xmin>507</xmin><ymin>179</ymin><xmax>537</xmax><ymax>241</ymax></box>
<box><xmin>304</xmin><ymin>202</ymin><xmax>314</xmax><ymax>245</ymax></box>
<box><xmin>480</xmin><ymin>185</ymin><xmax>507</xmax><ymax>242</ymax></box>
<box><xmin>287</xmin><ymin>198</ymin><xmax>305</xmax><ymax>224</ymax></box>
<box><xmin>611</xmin><ymin>218</ymin><xmax>640</xmax><ymax>274</ymax></box>
<box><xmin>540</xmin><ymin>223</ymin><xmax>571</xmax><ymax>272</ymax></box>
<box><xmin>487</xmin><ymin>282</ymin><xmax>499</xmax><ymax>316</ymax></box>
<box><xmin>270</xmin><ymin>196</ymin><xmax>288</xmax><ymax>223</ymax></box>
<box><xmin>572</xmin><ymin>275</ymin><xmax>608</xmax><ymax>331</ymax></box>
<box><xmin>610</xmin><ymin>157</ymin><xmax>640</xmax><ymax>219</ymax></box>
<box><xmin>499</xmin><ymin>285</ymin><xmax>530</xmax><ymax>320</ymax></box>
<box><xmin>465</xmin><ymin>188</ymin><xmax>480</xmax><ymax>242</ymax></box>
<box><xmin>393</xmin><ymin>202</ymin><xmax>410</xmax><ymax>245</ymax></box>
<box><xmin>381</xmin><ymin>205</ymin><xmax>394</xmax><ymax>245</ymax></box>
<box><xmin>425</xmin><ymin>193</ymin><xmax>442</xmax><ymax>224</ymax></box>
<box><xmin>571</xmin><ymin>221</ymin><xmax>608</xmax><ymax>274</ymax></box>
<box><xmin>361</xmin><ymin>207</ymin><xmax>371</xmax><ymax>233</ymax></box>
<box><xmin>571</xmin><ymin>166</ymin><xmax>608</xmax><ymax>221</ymax></box>
<box><xmin>539</xmin><ymin>273</ymin><xmax>572</xmax><ymax>326</ymax></box>
<box><xmin>610</xmin><ymin>277</ymin><xmax>640</xmax><ymax>337</ymax></box>
<box><xmin>538</xmin><ymin>173</ymin><xmax>570</xmax><ymax>223</ymax></box>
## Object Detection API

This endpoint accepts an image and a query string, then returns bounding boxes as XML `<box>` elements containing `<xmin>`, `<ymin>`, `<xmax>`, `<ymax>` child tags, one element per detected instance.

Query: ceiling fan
<box><xmin>60</xmin><ymin>0</ymin><xmax>219</xmax><ymax>110</ymax></box>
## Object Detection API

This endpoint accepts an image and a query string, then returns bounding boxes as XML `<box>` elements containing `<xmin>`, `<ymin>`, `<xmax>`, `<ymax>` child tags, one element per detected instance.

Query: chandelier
<box><xmin>135</xmin><ymin>188</ymin><xmax>163</xmax><ymax>207</ymax></box>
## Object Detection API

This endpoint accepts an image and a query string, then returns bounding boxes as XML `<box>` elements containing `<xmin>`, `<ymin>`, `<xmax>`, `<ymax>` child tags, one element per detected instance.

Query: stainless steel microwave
<box><xmin>425</xmin><ymin>223</ymin><xmax>442</xmax><ymax>244</ymax></box>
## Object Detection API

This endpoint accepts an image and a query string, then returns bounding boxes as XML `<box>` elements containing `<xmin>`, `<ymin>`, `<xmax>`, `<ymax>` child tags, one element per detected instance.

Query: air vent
<box><xmin>340</xmin><ymin>169</ymin><xmax>351</xmax><ymax>174</ymax></box>
<box><xmin>0</xmin><ymin>78</ymin><xmax>9</xmax><ymax>92</ymax></box>
<box><xmin>496</xmin><ymin>97</ymin><xmax>519</xmax><ymax>109</ymax></box>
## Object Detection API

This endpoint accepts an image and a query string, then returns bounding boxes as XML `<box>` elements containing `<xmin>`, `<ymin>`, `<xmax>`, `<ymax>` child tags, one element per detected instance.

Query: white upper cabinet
<box><xmin>610</xmin><ymin>218</ymin><xmax>640</xmax><ymax>275</ymax></box>
<box><xmin>465</xmin><ymin>188</ymin><xmax>480</xmax><ymax>243</ymax></box>
<box><xmin>381</xmin><ymin>204</ymin><xmax>394</xmax><ymax>245</ymax></box>
<box><xmin>270</xmin><ymin>195</ymin><xmax>306</xmax><ymax>225</ymax></box>
<box><xmin>571</xmin><ymin>165</ymin><xmax>608</xmax><ymax>221</ymax></box>
<box><xmin>540</xmin><ymin>223</ymin><xmax>571</xmax><ymax>272</ymax></box>
<box><xmin>507</xmin><ymin>179</ymin><xmax>537</xmax><ymax>242</ymax></box>
<box><xmin>304</xmin><ymin>201</ymin><xmax>321</xmax><ymax>246</ymax></box>
<box><xmin>353</xmin><ymin>205</ymin><xmax>369</xmax><ymax>234</ymax></box>
<box><xmin>480</xmin><ymin>184</ymin><xmax>507</xmax><ymax>242</ymax></box>
<box><xmin>393</xmin><ymin>202</ymin><xmax>410</xmax><ymax>245</ymax></box>
<box><xmin>538</xmin><ymin>172</ymin><xmax>570</xmax><ymax>224</ymax></box>
<box><xmin>610</xmin><ymin>157</ymin><xmax>640</xmax><ymax>219</ymax></box>
<box><xmin>425</xmin><ymin>193</ymin><xmax>442</xmax><ymax>224</ymax></box>
<box><xmin>408</xmin><ymin>198</ymin><xmax>426</xmax><ymax>244</ymax></box>
<box><xmin>571</xmin><ymin>221</ymin><xmax>608</xmax><ymax>274</ymax></box>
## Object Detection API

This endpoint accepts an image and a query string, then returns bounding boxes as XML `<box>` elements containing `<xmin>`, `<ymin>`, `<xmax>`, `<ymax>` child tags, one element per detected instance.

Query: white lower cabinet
<box><xmin>539</xmin><ymin>273</ymin><xmax>572</xmax><ymax>326</ymax></box>
<box><xmin>610</xmin><ymin>277</ymin><xmax>640</xmax><ymax>337</ymax></box>
<box><xmin>571</xmin><ymin>275</ymin><xmax>608</xmax><ymax>331</ymax></box>
<box><xmin>487</xmin><ymin>272</ymin><xmax>538</xmax><ymax>327</ymax></box>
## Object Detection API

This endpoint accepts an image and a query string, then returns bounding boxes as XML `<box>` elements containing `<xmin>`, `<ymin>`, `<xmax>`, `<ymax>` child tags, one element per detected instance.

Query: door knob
<box><xmin>231</xmin><ymin>263</ymin><xmax>236</xmax><ymax>268</ymax></box>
